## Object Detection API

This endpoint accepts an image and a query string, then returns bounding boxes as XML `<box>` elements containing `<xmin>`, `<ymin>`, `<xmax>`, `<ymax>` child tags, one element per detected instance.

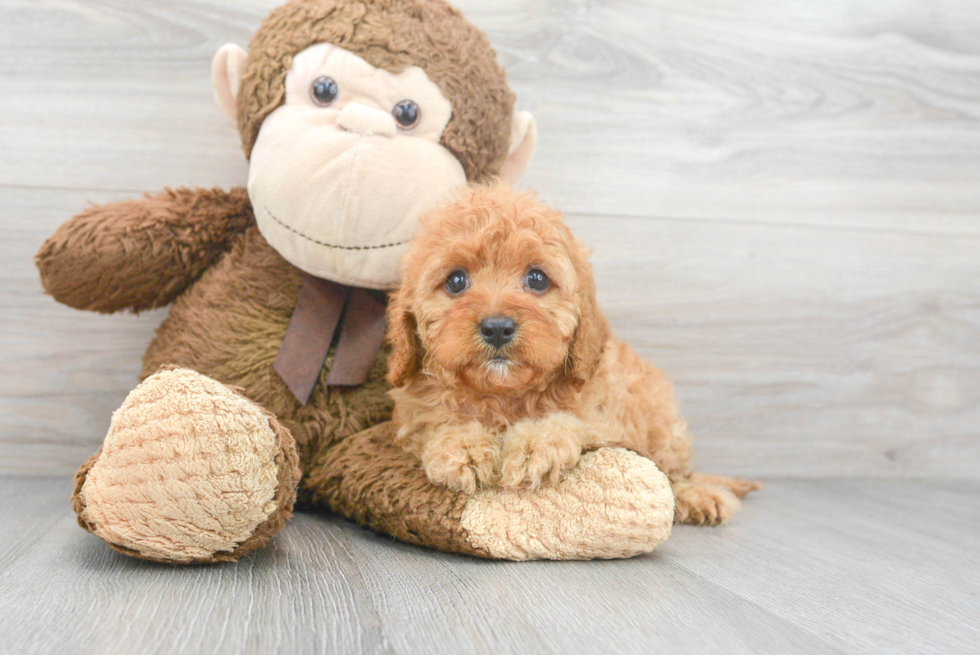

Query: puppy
<box><xmin>387</xmin><ymin>183</ymin><xmax>761</xmax><ymax>525</ymax></box>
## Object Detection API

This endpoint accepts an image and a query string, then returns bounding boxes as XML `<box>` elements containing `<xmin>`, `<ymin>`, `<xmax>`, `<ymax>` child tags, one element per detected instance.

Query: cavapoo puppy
<box><xmin>387</xmin><ymin>184</ymin><xmax>761</xmax><ymax>524</ymax></box>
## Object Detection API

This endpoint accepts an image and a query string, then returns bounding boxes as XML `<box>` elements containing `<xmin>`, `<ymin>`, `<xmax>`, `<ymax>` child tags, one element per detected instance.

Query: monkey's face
<box><xmin>247</xmin><ymin>43</ymin><xmax>467</xmax><ymax>289</ymax></box>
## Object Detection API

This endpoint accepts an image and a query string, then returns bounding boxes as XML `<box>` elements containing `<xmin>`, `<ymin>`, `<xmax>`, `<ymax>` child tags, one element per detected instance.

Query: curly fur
<box><xmin>387</xmin><ymin>183</ymin><xmax>762</xmax><ymax>524</ymax></box>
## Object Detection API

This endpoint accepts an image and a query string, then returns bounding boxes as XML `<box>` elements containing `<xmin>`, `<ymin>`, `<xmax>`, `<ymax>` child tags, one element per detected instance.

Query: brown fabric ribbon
<box><xmin>274</xmin><ymin>275</ymin><xmax>388</xmax><ymax>405</ymax></box>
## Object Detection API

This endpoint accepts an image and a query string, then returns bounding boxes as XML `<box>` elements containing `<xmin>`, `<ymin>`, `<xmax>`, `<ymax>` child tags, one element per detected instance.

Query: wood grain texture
<box><xmin>3</xmin><ymin>2</ymin><xmax>979</xmax><ymax>651</ymax></box>
<box><xmin>3</xmin><ymin>0</ymin><xmax>979</xmax><ymax>230</ymax></box>
<box><xmin>0</xmin><ymin>477</ymin><xmax>976</xmax><ymax>654</ymax></box>
<box><xmin>572</xmin><ymin>213</ymin><xmax>980</xmax><ymax>478</ymax></box>
<box><xmin>3</xmin><ymin>0</ymin><xmax>979</xmax><ymax>477</ymax></box>
<box><xmin>5</xmin><ymin>184</ymin><xmax>978</xmax><ymax>476</ymax></box>
<box><xmin>0</xmin><ymin>477</ymin><xmax>72</xmax><ymax>575</ymax></box>
<box><xmin>0</xmin><ymin>186</ymin><xmax>166</xmax><ymax>474</ymax></box>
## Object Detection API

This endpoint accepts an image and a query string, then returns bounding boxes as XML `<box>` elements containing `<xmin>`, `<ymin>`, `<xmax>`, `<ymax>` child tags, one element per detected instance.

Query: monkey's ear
<box><xmin>498</xmin><ymin>111</ymin><xmax>537</xmax><ymax>183</ymax></box>
<box><xmin>211</xmin><ymin>44</ymin><xmax>248</xmax><ymax>126</ymax></box>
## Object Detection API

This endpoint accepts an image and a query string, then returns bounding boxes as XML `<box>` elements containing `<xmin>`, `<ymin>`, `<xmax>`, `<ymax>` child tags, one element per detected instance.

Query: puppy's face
<box><xmin>388</xmin><ymin>185</ymin><xmax>607</xmax><ymax>395</ymax></box>
<box><xmin>412</xmin><ymin>222</ymin><xmax>579</xmax><ymax>394</ymax></box>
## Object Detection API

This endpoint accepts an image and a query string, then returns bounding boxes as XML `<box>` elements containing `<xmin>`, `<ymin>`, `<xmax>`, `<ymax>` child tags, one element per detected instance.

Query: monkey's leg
<box><xmin>305</xmin><ymin>425</ymin><xmax>676</xmax><ymax>561</ymax></box>
<box><xmin>72</xmin><ymin>367</ymin><xmax>301</xmax><ymax>564</ymax></box>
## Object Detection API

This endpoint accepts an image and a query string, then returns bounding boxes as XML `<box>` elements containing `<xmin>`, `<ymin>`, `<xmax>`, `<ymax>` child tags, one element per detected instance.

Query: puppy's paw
<box><xmin>500</xmin><ymin>413</ymin><xmax>587</xmax><ymax>489</ymax></box>
<box><xmin>672</xmin><ymin>480</ymin><xmax>742</xmax><ymax>526</ymax></box>
<box><xmin>421</xmin><ymin>422</ymin><xmax>500</xmax><ymax>494</ymax></box>
<box><xmin>688</xmin><ymin>472</ymin><xmax>763</xmax><ymax>499</ymax></box>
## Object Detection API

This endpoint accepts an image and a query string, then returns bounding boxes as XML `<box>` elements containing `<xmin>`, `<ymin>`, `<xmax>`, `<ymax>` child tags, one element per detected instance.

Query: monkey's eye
<box><xmin>445</xmin><ymin>269</ymin><xmax>469</xmax><ymax>295</ymax></box>
<box><xmin>310</xmin><ymin>76</ymin><xmax>339</xmax><ymax>106</ymax></box>
<box><xmin>525</xmin><ymin>269</ymin><xmax>550</xmax><ymax>292</ymax></box>
<box><xmin>393</xmin><ymin>100</ymin><xmax>421</xmax><ymax>129</ymax></box>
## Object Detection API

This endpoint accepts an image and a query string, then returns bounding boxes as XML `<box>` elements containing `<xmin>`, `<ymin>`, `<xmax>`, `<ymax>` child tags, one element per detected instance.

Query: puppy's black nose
<box><xmin>479</xmin><ymin>316</ymin><xmax>517</xmax><ymax>349</ymax></box>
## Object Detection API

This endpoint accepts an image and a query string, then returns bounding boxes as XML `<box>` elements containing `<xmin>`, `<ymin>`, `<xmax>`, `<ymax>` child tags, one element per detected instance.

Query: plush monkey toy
<box><xmin>35</xmin><ymin>0</ymin><xmax>675</xmax><ymax>564</ymax></box>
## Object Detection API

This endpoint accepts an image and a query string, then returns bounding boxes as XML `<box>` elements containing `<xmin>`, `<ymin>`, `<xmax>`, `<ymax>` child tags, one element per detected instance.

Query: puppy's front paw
<box><xmin>500</xmin><ymin>413</ymin><xmax>587</xmax><ymax>489</ymax></box>
<box><xmin>421</xmin><ymin>422</ymin><xmax>500</xmax><ymax>494</ymax></box>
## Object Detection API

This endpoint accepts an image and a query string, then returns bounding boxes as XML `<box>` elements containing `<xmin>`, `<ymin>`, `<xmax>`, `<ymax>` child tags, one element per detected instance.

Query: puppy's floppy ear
<box><xmin>565</xmin><ymin>241</ymin><xmax>612</xmax><ymax>385</ymax></box>
<box><xmin>386</xmin><ymin>284</ymin><xmax>422</xmax><ymax>387</ymax></box>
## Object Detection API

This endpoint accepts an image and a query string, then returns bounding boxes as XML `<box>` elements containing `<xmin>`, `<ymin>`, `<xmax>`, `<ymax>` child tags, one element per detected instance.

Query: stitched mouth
<box><xmin>262</xmin><ymin>205</ymin><xmax>408</xmax><ymax>251</ymax></box>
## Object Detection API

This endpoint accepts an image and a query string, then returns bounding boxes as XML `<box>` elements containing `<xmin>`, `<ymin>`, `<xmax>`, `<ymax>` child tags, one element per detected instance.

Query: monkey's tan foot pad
<box><xmin>312</xmin><ymin>422</ymin><xmax>673</xmax><ymax>561</ymax></box>
<box><xmin>72</xmin><ymin>367</ymin><xmax>301</xmax><ymax>564</ymax></box>
<box><xmin>460</xmin><ymin>448</ymin><xmax>675</xmax><ymax>560</ymax></box>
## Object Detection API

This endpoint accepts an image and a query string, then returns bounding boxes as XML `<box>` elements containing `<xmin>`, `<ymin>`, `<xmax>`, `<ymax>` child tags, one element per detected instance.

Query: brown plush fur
<box><xmin>36</xmin><ymin>188</ymin><xmax>253</xmax><ymax>313</ymax></box>
<box><xmin>38</xmin><ymin>0</ymin><xmax>518</xmax><ymax>561</ymax></box>
<box><xmin>35</xmin><ymin>190</ymin><xmax>395</xmax><ymax>480</ymax></box>
<box><xmin>387</xmin><ymin>184</ymin><xmax>762</xmax><ymax>524</ymax></box>
<box><xmin>239</xmin><ymin>0</ymin><xmax>514</xmax><ymax>180</ymax></box>
<box><xmin>137</xmin><ymin>220</ymin><xmax>394</xmax><ymax>479</ymax></box>
<box><xmin>306</xmin><ymin>421</ymin><xmax>489</xmax><ymax>557</ymax></box>
<box><xmin>37</xmin><ymin>0</ymin><xmax>516</xmax><ymax>511</ymax></box>
<box><xmin>40</xmin><ymin>188</ymin><xmax>476</xmax><ymax>555</ymax></box>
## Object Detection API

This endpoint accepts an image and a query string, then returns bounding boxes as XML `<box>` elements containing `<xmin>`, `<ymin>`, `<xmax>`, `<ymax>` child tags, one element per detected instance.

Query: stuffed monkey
<box><xmin>36</xmin><ymin>0</ymin><xmax>675</xmax><ymax>564</ymax></box>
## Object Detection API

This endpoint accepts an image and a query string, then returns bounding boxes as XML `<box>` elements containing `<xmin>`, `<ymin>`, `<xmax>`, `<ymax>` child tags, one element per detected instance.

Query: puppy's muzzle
<box><xmin>479</xmin><ymin>315</ymin><xmax>517</xmax><ymax>349</ymax></box>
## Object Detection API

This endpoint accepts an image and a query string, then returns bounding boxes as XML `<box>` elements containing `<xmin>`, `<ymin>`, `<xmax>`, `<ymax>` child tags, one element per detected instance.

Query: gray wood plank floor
<box><xmin>0</xmin><ymin>477</ymin><xmax>976</xmax><ymax>655</ymax></box>
<box><xmin>2</xmin><ymin>1</ymin><xmax>978</xmax><ymax>653</ymax></box>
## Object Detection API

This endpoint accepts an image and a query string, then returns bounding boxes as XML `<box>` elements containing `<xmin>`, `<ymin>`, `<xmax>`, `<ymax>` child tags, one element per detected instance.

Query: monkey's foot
<box><xmin>72</xmin><ymin>367</ymin><xmax>301</xmax><ymax>564</ymax></box>
<box><xmin>309</xmin><ymin>423</ymin><xmax>675</xmax><ymax>560</ymax></box>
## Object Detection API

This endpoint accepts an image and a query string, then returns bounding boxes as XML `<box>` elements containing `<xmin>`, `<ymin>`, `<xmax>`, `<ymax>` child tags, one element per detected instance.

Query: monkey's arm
<box><xmin>36</xmin><ymin>187</ymin><xmax>254</xmax><ymax>313</ymax></box>
<box><xmin>307</xmin><ymin>422</ymin><xmax>676</xmax><ymax>560</ymax></box>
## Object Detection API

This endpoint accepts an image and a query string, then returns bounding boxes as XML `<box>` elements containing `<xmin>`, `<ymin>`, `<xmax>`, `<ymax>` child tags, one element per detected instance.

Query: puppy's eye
<box><xmin>525</xmin><ymin>269</ymin><xmax>550</xmax><ymax>292</ymax></box>
<box><xmin>310</xmin><ymin>76</ymin><xmax>339</xmax><ymax>106</ymax></box>
<box><xmin>445</xmin><ymin>269</ymin><xmax>469</xmax><ymax>294</ymax></box>
<box><xmin>393</xmin><ymin>100</ymin><xmax>421</xmax><ymax>129</ymax></box>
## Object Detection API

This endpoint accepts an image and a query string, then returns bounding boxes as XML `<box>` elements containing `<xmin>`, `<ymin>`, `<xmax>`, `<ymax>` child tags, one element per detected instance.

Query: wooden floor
<box><xmin>0</xmin><ymin>477</ymin><xmax>976</xmax><ymax>654</ymax></box>
<box><xmin>1</xmin><ymin>0</ymin><xmax>979</xmax><ymax>653</ymax></box>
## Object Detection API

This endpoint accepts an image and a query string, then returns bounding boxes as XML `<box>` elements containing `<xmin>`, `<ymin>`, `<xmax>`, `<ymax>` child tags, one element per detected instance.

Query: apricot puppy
<box><xmin>387</xmin><ymin>184</ymin><xmax>761</xmax><ymax>525</ymax></box>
